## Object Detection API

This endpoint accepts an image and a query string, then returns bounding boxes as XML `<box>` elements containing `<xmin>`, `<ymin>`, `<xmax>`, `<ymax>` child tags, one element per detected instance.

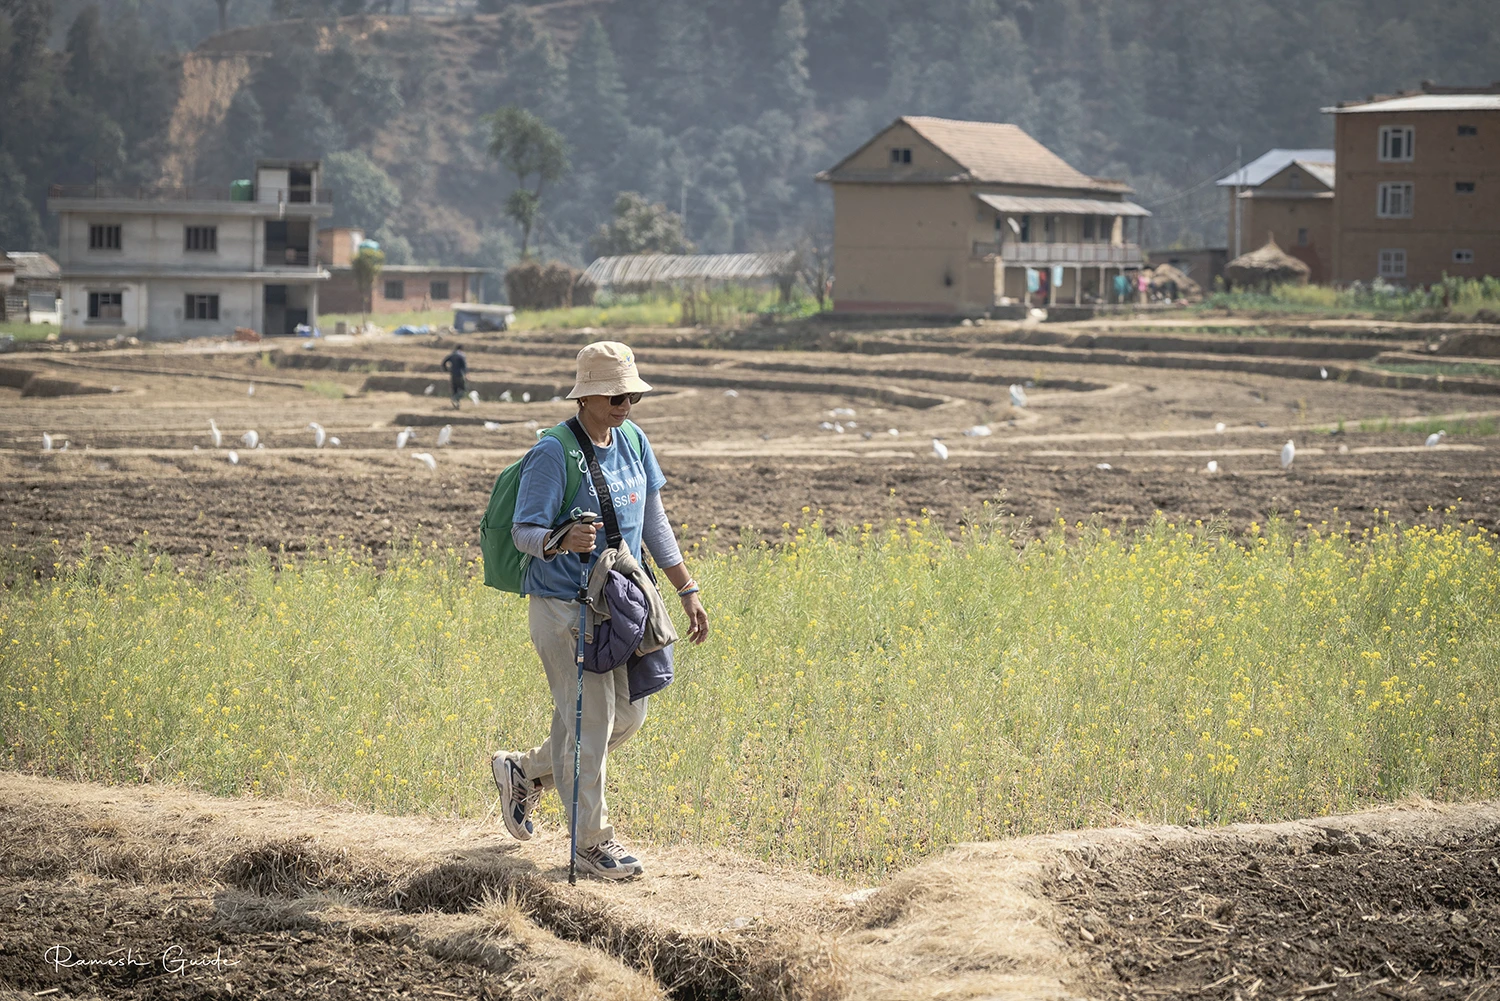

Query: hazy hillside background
<box><xmin>3</xmin><ymin>0</ymin><xmax>1497</xmax><ymax>292</ymax></box>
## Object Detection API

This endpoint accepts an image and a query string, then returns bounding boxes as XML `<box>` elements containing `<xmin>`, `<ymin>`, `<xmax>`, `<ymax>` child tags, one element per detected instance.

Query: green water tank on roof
<box><xmin>230</xmin><ymin>179</ymin><xmax>253</xmax><ymax>202</ymax></box>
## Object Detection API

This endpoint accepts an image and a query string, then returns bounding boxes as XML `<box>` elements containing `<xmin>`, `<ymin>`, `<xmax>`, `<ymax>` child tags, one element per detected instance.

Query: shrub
<box><xmin>503</xmin><ymin>260</ymin><xmax>596</xmax><ymax>311</ymax></box>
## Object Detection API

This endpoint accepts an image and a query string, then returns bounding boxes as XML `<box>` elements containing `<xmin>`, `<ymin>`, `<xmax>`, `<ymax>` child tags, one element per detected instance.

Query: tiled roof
<box><xmin>901</xmin><ymin>117</ymin><xmax>1121</xmax><ymax>191</ymax></box>
<box><xmin>4</xmin><ymin>252</ymin><xmax>60</xmax><ymax>280</ymax></box>
<box><xmin>1217</xmin><ymin>149</ymin><xmax>1334</xmax><ymax>188</ymax></box>
<box><xmin>818</xmin><ymin>116</ymin><xmax>1127</xmax><ymax>192</ymax></box>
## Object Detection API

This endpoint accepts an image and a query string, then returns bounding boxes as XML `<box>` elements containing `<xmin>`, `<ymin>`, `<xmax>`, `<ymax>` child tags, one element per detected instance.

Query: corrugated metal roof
<box><xmin>1324</xmin><ymin>94</ymin><xmax>1500</xmax><ymax>113</ymax></box>
<box><xmin>1216</xmin><ymin>149</ymin><xmax>1335</xmax><ymax>188</ymax></box>
<box><xmin>975</xmin><ymin>193</ymin><xmax>1151</xmax><ymax>217</ymax></box>
<box><xmin>5</xmin><ymin>252</ymin><xmax>60</xmax><ymax>280</ymax></box>
<box><xmin>1296</xmin><ymin>161</ymin><xmax>1337</xmax><ymax>189</ymax></box>
<box><xmin>582</xmin><ymin>252</ymin><xmax>798</xmax><ymax>287</ymax></box>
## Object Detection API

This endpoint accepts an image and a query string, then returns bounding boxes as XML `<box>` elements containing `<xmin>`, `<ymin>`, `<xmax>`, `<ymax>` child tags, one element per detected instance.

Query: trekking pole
<box><xmin>567</xmin><ymin>513</ymin><xmax>599</xmax><ymax>886</ymax></box>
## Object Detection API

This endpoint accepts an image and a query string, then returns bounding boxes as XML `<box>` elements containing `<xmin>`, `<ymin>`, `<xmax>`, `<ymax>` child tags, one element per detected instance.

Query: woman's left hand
<box><xmin>680</xmin><ymin>592</ymin><xmax>709</xmax><ymax>645</ymax></box>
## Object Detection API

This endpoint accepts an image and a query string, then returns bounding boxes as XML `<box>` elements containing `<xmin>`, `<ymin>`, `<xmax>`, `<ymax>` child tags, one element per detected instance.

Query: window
<box><xmin>429</xmin><ymin>280</ymin><xmax>450</xmax><ymax>300</ymax></box>
<box><xmin>185</xmin><ymin>226</ymin><xmax>217</xmax><ymax>251</ymax></box>
<box><xmin>1455</xmin><ymin>181</ymin><xmax>1476</xmax><ymax>194</ymax></box>
<box><xmin>1378</xmin><ymin>248</ymin><xmax>1406</xmax><ymax>278</ymax></box>
<box><xmin>1019</xmin><ymin>214</ymin><xmax>1031</xmax><ymax>241</ymax></box>
<box><xmin>1379</xmin><ymin>125</ymin><xmax>1414</xmax><ymax>162</ymax></box>
<box><xmin>1083</xmin><ymin>216</ymin><xmax>1096</xmax><ymax>240</ymax></box>
<box><xmin>88</xmin><ymin>291</ymin><xmax>123</xmax><ymax>320</ymax></box>
<box><xmin>1454</xmin><ymin>249</ymin><xmax>1475</xmax><ymax>264</ymax></box>
<box><xmin>1297</xmin><ymin>228</ymin><xmax>1309</xmax><ymax>246</ymax></box>
<box><xmin>889</xmin><ymin>147</ymin><xmax>912</xmax><ymax>164</ymax></box>
<box><xmin>383</xmin><ymin>279</ymin><xmax>405</xmax><ymax>300</ymax></box>
<box><xmin>184</xmin><ymin>294</ymin><xmax>219</xmax><ymax>320</ymax></box>
<box><xmin>1377</xmin><ymin>182</ymin><xmax>1414</xmax><ymax>218</ymax></box>
<box><xmin>1458</xmin><ymin>125</ymin><xmax>1478</xmax><ymax>137</ymax></box>
<box><xmin>89</xmin><ymin>224</ymin><xmax>122</xmax><ymax>250</ymax></box>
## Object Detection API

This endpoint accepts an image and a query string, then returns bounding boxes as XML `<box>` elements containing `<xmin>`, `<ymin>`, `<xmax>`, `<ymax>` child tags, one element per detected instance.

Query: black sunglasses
<box><xmin>608</xmin><ymin>392</ymin><xmax>643</xmax><ymax>406</ymax></box>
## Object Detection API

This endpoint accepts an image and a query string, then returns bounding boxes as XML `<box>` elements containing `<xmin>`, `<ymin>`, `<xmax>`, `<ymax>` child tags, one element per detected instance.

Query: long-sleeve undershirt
<box><xmin>512</xmin><ymin>489</ymin><xmax>682</xmax><ymax>569</ymax></box>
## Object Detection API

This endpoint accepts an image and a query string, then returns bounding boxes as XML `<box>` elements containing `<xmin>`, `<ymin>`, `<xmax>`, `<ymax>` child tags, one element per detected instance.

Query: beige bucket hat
<box><xmin>566</xmin><ymin>340</ymin><xmax>653</xmax><ymax>399</ymax></box>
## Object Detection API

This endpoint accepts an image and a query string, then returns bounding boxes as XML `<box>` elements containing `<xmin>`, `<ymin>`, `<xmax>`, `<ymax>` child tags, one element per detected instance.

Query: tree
<box><xmin>770</xmin><ymin>0</ymin><xmax>812</xmax><ymax>116</ymax></box>
<box><xmin>323</xmin><ymin>150</ymin><xmax>401</xmax><ymax>233</ymax></box>
<box><xmin>350</xmin><ymin>244</ymin><xmax>384</xmax><ymax>327</ymax></box>
<box><xmin>565</xmin><ymin>17</ymin><xmax>628</xmax><ymax>159</ymax></box>
<box><xmin>212</xmin><ymin>0</ymin><xmax>230</xmax><ymax>32</ymax></box>
<box><xmin>487</xmin><ymin>105</ymin><xmax>569</xmax><ymax>259</ymax></box>
<box><xmin>588</xmin><ymin>192</ymin><xmax>692</xmax><ymax>259</ymax></box>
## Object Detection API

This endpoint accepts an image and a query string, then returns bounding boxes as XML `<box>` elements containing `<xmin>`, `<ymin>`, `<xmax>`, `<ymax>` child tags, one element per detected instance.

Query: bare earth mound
<box><xmin>2</xmin><ymin>773</ymin><xmax>1497</xmax><ymax>1000</ymax></box>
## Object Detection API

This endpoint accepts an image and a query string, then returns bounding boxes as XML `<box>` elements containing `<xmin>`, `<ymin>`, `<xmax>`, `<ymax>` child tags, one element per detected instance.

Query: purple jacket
<box><xmin>584</xmin><ymin>569</ymin><xmax>673</xmax><ymax>702</ymax></box>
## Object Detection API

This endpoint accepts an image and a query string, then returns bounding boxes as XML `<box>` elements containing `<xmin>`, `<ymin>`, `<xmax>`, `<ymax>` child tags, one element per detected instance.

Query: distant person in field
<box><xmin>440</xmin><ymin>345</ymin><xmax>468</xmax><ymax>409</ymax></box>
<box><xmin>493</xmin><ymin>341</ymin><xmax>709</xmax><ymax>880</ymax></box>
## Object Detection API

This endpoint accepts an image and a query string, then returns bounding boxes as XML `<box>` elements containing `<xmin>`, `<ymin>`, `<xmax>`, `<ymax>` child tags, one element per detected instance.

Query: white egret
<box><xmin>436</xmin><ymin>425</ymin><xmax>453</xmax><ymax>447</ymax></box>
<box><xmin>59</xmin><ymin>440</ymin><xmax>68</xmax><ymax>451</ymax></box>
<box><xmin>1426</xmin><ymin>429</ymin><xmax>1446</xmax><ymax>448</ymax></box>
<box><xmin>247</xmin><ymin>383</ymin><xmax>255</xmax><ymax>396</ymax></box>
<box><xmin>819</xmin><ymin>421</ymin><xmax>834</xmax><ymax>431</ymax></box>
<box><xmin>1215</xmin><ymin>422</ymin><xmax>1226</xmax><ymax>434</ymax></box>
<box><xmin>1096</xmin><ymin>462</ymin><xmax>1112</xmax><ymax>470</ymax></box>
<box><xmin>209</xmin><ymin>419</ymin><xmax>222</xmax><ymax>448</ymax></box>
<box><xmin>241</xmin><ymin>430</ymin><xmax>259</xmax><ymax>449</ymax></box>
<box><xmin>307</xmin><ymin>422</ymin><xmax>326</xmax><ymax>448</ymax></box>
<box><xmin>470</xmin><ymin>390</ymin><xmax>481</xmax><ymax>405</ymax></box>
<box><xmin>550</xmin><ymin>395</ymin><xmax>562</xmax><ymax>403</ymax></box>
<box><xmin>831</xmin><ymin>407</ymin><xmax>855</xmax><ymax>417</ymax></box>
<box><xmin>329</xmin><ymin>436</ymin><xmax>341</xmax><ymax>446</ymax></box>
<box><xmin>413</xmin><ymin>452</ymin><xmax>437</xmax><ymax>471</ymax></box>
<box><xmin>500</xmin><ymin>390</ymin><xmax>513</xmax><ymax>402</ymax></box>
<box><xmin>396</xmin><ymin>427</ymin><xmax>413</xmax><ymax>449</ymax></box>
<box><xmin>424</xmin><ymin>384</ymin><xmax>435</xmax><ymax>395</ymax></box>
<box><xmin>1280</xmin><ymin>440</ymin><xmax>1295</xmax><ymax>469</ymax></box>
<box><xmin>1320</xmin><ymin>367</ymin><xmax>1329</xmax><ymax>380</ymax></box>
<box><xmin>228</xmin><ymin>450</ymin><xmax>240</xmax><ymax>465</ymax></box>
<box><xmin>483</xmin><ymin>421</ymin><xmax>501</xmax><ymax>430</ymax></box>
<box><xmin>962</xmin><ymin>425</ymin><xmax>993</xmax><ymax>437</ymax></box>
<box><xmin>847</xmin><ymin>421</ymin><xmax>858</xmax><ymax>429</ymax></box>
<box><xmin>1206</xmin><ymin>460</ymin><xmax>1219</xmax><ymax>474</ymax></box>
<box><xmin>520</xmin><ymin>392</ymin><xmax>530</xmax><ymax>403</ymax></box>
<box><xmin>931</xmin><ymin>439</ymin><xmax>949</xmax><ymax>460</ymax></box>
<box><xmin>41</xmin><ymin>432</ymin><xmax>52</xmax><ymax>451</ymax></box>
<box><xmin>724</xmin><ymin>390</ymin><xmax>739</xmax><ymax>398</ymax></box>
<box><xmin>1009</xmin><ymin>384</ymin><xmax>1027</xmax><ymax>409</ymax></box>
<box><xmin>887</xmin><ymin>428</ymin><xmax>899</xmax><ymax>436</ymax></box>
<box><xmin>862</xmin><ymin>431</ymin><xmax>874</xmax><ymax>440</ymax></box>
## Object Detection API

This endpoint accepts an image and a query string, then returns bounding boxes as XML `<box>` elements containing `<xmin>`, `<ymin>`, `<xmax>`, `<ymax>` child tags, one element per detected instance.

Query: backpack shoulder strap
<box><xmin>537</xmin><ymin>423</ymin><xmax>585</xmax><ymax>526</ymax></box>
<box><xmin>618</xmin><ymin>419</ymin><xmax>643</xmax><ymax>459</ymax></box>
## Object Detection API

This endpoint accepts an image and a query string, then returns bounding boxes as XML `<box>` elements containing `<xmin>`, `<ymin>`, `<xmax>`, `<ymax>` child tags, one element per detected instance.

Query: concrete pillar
<box><xmin>1074</xmin><ymin>266</ymin><xmax>1081</xmax><ymax>306</ymax></box>
<box><xmin>1048</xmin><ymin>265</ymin><xmax>1057</xmax><ymax>307</ymax></box>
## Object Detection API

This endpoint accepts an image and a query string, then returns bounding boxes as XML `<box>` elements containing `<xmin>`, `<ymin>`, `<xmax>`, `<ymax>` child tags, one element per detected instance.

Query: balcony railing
<box><xmin>266</xmin><ymin>249</ymin><xmax>313</xmax><ymax>267</ymax></box>
<box><xmin>49</xmin><ymin>184</ymin><xmax>333</xmax><ymax>205</ymax></box>
<box><xmin>973</xmin><ymin>241</ymin><xmax>1144</xmax><ymax>265</ymax></box>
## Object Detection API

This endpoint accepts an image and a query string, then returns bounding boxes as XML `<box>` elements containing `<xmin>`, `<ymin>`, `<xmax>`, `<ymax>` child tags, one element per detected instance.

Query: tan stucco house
<box><xmin>1218</xmin><ymin>149</ymin><xmax>1336</xmax><ymax>283</ymax></box>
<box><xmin>1322</xmin><ymin>86</ymin><xmax>1500</xmax><ymax>285</ymax></box>
<box><xmin>816</xmin><ymin>116</ymin><xmax>1150</xmax><ymax>315</ymax></box>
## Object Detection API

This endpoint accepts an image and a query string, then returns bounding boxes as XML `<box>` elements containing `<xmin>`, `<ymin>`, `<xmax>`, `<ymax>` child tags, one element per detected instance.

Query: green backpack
<box><xmin>479</xmin><ymin>419</ymin><xmax>643</xmax><ymax>593</ymax></box>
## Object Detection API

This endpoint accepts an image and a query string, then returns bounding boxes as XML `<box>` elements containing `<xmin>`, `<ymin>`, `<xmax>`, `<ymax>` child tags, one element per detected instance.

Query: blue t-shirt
<box><xmin>513</xmin><ymin>424</ymin><xmax>667</xmax><ymax>599</ymax></box>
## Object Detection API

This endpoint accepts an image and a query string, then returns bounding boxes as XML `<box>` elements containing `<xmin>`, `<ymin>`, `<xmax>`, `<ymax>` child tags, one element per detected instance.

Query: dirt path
<box><xmin>3</xmin><ymin>774</ymin><xmax>1497</xmax><ymax>1000</ymax></box>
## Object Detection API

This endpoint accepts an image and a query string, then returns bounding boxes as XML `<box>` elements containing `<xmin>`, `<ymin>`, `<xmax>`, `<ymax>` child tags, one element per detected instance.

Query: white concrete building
<box><xmin>47</xmin><ymin>160</ymin><xmax>333</xmax><ymax>340</ymax></box>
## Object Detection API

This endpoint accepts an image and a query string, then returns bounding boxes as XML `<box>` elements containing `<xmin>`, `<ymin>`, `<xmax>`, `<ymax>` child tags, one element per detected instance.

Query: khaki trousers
<box><xmin>514</xmin><ymin>596</ymin><xmax>647</xmax><ymax>849</ymax></box>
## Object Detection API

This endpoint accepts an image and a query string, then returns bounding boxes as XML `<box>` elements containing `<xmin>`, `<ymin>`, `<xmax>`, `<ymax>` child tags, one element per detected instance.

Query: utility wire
<box><xmin>1139</xmin><ymin>153</ymin><xmax>1244</xmax><ymax>209</ymax></box>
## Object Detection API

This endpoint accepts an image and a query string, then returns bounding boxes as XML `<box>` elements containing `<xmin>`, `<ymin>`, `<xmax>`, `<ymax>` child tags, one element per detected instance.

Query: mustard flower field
<box><xmin>4</xmin><ymin>514</ymin><xmax>1499</xmax><ymax>877</ymax></box>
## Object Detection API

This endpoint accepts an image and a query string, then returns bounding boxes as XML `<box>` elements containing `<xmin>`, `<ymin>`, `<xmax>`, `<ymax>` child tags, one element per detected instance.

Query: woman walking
<box><xmin>493</xmin><ymin>341</ymin><xmax>709</xmax><ymax>879</ymax></box>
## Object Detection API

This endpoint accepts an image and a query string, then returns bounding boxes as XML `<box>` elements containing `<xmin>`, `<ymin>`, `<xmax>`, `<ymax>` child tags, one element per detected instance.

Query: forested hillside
<box><xmin>2</xmin><ymin>0</ymin><xmax>1497</xmax><ymax>286</ymax></box>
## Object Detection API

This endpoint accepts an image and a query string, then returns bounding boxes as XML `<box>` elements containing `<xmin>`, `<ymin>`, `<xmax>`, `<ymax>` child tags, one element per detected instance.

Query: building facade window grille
<box><xmin>1378</xmin><ymin>126</ymin><xmax>1415</xmax><ymax>162</ymax></box>
<box><xmin>1378</xmin><ymin>248</ymin><xmax>1407</xmax><ymax>278</ymax></box>
<box><xmin>184</xmin><ymin>294</ymin><xmax>220</xmax><ymax>320</ymax></box>
<box><xmin>1377</xmin><ymin>182</ymin><xmax>1414</xmax><ymax>218</ymax></box>
<box><xmin>1454</xmin><ymin>249</ymin><xmax>1475</xmax><ymax>264</ymax></box>
<box><xmin>889</xmin><ymin>147</ymin><xmax>912</xmax><ymax>164</ymax></box>
<box><xmin>429</xmin><ymin>280</ymin><xmax>449</xmax><ymax>299</ymax></box>
<box><xmin>1455</xmin><ymin>181</ymin><xmax>1476</xmax><ymax>194</ymax></box>
<box><xmin>88</xmin><ymin>290</ymin><xmax>123</xmax><ymax>319</ymax></box>
<box><xmin>384</xmin><ymin>279</ymin><xmax>405</xmax><ymax>300</ymax></box>
<box><xmin>89</xmin><ymin>224</ymin><xmax>122</xmax><ymax>250</ymax></box>
<box><xmin>185</xmin><ymin>226</ymin><xmax>218</xmax><ymax>252</ymax></box>
<box><xmin>1458</xmin><ymin>125</ymin><xmax>1478</xmax><ymax>137</ymax></box>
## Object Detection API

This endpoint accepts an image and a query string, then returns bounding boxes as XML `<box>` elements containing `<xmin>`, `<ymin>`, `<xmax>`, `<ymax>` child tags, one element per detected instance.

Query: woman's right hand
<box><xmin>557</xmin><ymin>521</ymin><xmax>601</xmax><ymax>555</ymax></box>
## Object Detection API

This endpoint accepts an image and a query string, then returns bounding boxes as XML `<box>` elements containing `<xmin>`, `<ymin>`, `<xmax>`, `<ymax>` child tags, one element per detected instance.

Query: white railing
<box><xmin>972</xmin><ymin>242</ymin><xmax>1145</xmax><ymax>265</ymax></box>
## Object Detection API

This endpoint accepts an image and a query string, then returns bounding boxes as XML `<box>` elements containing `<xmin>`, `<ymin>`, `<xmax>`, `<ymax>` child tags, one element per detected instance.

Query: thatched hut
<box><xmin>1224</xmin><ymin>239</ymin><xmax>1311</xmax><ymax>292</ymax></box>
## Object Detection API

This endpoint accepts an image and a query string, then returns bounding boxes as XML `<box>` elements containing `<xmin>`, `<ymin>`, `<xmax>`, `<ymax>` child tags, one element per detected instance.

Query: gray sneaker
<box><xmin>491</xmin><ymin>751</ymin><xmax>540</xmax><ymax>841</ymax></box>
<box><xmin>576</xmin><ymin>839</ymin><xmax>644</xmax><ymax>880</ymax></box>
